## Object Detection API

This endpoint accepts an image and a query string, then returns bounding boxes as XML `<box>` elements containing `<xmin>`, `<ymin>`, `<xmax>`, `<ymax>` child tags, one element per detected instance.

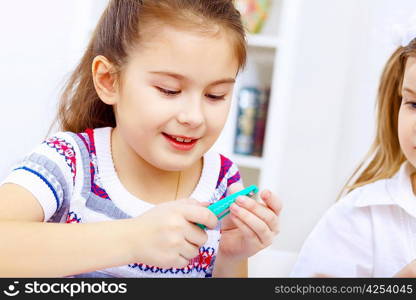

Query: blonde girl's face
<box><xmin>398</xmin><ymin>57</ymin><xmax>416</xmax><ymax>168</ymax></box>
<box><xmin>114</xmin><ymin>25</ymin><xmax>239</xmax><ymax>171</ymax></box>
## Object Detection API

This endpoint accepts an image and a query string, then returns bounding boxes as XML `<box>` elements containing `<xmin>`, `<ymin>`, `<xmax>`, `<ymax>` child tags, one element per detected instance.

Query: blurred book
<box><xmin>252</xmin><ymin>87</ymin><xmax>270</xmax><ymax>157</ymax></box>
<box><xmin>234</xmin><ymin>0</ymin><xmax>271</xmax><ymax>34</ymax></box>
<box><xmin>234</xmin><ymin>86</ymin><xmax>270</xmax><ymax>157</ymax></box>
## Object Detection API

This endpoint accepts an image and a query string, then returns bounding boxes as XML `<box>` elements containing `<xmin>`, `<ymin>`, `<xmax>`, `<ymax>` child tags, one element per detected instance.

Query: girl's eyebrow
<box><xmin>403</xmin><ymin>87</ymin><xmax>416</xmax><ymax>96</ymax></box>
<box><xmin>149</xmin><ymin>71</ymin><xmax>235</xmax><ymax>86</ymax></box>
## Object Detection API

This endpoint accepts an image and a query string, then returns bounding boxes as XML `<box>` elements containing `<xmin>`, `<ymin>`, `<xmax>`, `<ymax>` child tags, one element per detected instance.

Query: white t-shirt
<box><xmin>291</xmin><ymin>162</ymin><xmax>416</xmax><ymax>277</ymax></box>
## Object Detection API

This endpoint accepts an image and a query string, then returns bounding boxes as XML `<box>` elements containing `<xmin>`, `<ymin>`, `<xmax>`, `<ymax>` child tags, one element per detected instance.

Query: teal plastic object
<box><xmin>197</xmin><ymin>185</ymin><xmax>259</xmax><ymax>230</ymax></box>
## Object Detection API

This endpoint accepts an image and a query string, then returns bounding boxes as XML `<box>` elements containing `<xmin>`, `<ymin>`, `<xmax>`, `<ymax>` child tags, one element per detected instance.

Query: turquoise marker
<box><xmin>197</xmin><ymin>185</ymin><xmax>259</xmax><ymax>230</ymax></box>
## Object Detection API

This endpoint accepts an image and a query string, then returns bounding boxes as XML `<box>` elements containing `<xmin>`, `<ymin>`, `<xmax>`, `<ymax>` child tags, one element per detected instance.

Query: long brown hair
<box><xmin>52</xmin><ymin>0</ymin><xmax>247</xmax><ymax>134</ymax></box>
<box><xmin>339</xmin><ymin>38</ymin><xmax>416</xmax><ymax>198</ymax></box>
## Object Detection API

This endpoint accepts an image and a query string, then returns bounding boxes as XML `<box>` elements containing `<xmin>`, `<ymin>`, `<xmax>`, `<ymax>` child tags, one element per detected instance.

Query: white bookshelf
<box><xmin>216</xmin><ymin>0</ymin><xmax>303</xmax><ymax>276</ymax></box>
<box><xmin>213</xmin><ymin>0</ymin><xmax>300</xmax><ymax>192</ymax></box>
<box><xmin>233</xmin><ymin>154</ymin><xmax>263</xmax><ymax>169</ymax></box>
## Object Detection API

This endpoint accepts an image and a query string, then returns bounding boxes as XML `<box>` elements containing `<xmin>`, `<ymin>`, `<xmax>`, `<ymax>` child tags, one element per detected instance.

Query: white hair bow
<box><xmin>392</xmin><ymin>14</ymin><xmax>416</xmax><ymax>47</ymax></box>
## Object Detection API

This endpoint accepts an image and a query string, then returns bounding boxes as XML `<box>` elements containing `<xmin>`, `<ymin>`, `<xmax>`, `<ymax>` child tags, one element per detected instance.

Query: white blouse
<box><xmin>291</xmin><ymin>162</ymin><xmax>416</xmax><ymax>277</ymax></box>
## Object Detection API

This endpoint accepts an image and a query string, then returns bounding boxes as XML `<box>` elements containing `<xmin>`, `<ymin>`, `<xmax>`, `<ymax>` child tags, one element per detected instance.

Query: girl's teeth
<box><xmin>169</xmin><ymin>134</ymin><xmax>194</xmax><ymax>143</ymax></box>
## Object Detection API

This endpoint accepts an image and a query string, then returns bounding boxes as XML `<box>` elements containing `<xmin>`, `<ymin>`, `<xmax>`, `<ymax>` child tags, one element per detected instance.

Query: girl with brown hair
<box><xmin>291</xmin><ymin>18</ymin><xmax>416</xmax><ymax>277</ymax></box>
<box><xmin>0</xmin><ymin>0</ymin><xmax>281</xmax><ymax>278</ymax></box>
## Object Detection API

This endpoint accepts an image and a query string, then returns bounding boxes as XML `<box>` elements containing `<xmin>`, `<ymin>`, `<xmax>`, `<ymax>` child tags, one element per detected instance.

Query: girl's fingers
<box><xmin>228</xmin><ymin>184</ymin><xmax>282</xmax><ymax>218</ymax></box>
<box><xmin>260</xmin><ymin>189</ymin><xmax>282</xmax><ymax>216</ymax></box>
<box><xmin>180</xmin><ymin>203</ymin><xmax>218</xmax><ymax>230</ymax></box>
<box><xmin>227</xmin><ymin>182</ymin><xmax>245</xmax><ymax>198</ymax></box>
<box><xmin>229</xmin><ymin>211</ymin><xmax>258</xmax><ymax>241</ymax></box>
<box><xmin>235</xmin><ymin>195</ymin><xmax>279</xmax><ymax>234</ymax></box>
<box><xmin>185</xmin><ymin>223</ymin><xmax>208</xmax><ymax>246</ymax></box>
<box><xmin>230</xmin><ymin>203</ymin><xmax>274</xmax><ymax>246</ymax></box>
<box><xmin>181</xmin><ymin>238</ymin><xmax>201</xmax><ymax>261</ymax></box>
<box><xmin>226</xmin><ymin>184</ymin><xmax>281</xmax><ymax>235</ymax></box>
<box><xmin>176</xmin><ymin>254</ymin><xmax>193</xmax><ymax>268</ymax></box>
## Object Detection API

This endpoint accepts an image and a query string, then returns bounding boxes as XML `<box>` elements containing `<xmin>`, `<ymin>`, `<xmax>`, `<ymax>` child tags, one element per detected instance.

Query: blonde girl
<box><xmin>291</xmin><ymin>26</ymin><xmax>416</xmax><ymax>277</ymax></box>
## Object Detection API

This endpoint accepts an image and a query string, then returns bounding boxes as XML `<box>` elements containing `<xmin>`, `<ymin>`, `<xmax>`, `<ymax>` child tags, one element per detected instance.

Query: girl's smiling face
<box><xmin>101</xmin><ymin>24</ymin><xmax>239</xmax><ymax>171</ymax></box>
<box><xmin>398</xmin><ymin>57</ymin><xmax>416</xmax><ymax>168</ymax></box>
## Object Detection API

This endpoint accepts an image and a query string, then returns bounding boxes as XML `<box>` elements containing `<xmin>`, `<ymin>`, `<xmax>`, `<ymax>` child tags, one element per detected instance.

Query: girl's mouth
<box><xmin>162</xmin><ymin>133</ymin><xmax>199</xmax><ymax>151</ymax></box>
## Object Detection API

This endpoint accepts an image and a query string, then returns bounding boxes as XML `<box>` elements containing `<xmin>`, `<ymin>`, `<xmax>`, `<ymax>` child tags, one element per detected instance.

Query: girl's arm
<box><xmin>394</xmin><ymin>260</ymin><xmax>416</xmax><ymax>277</ymax></box>
<box><xmin>212</xmin><ymin>253</ymin><xmax>247</xmax><ymax>277</ymax></box>
<box><xmin>0</xmin><ymin>219</ymin><xmax>133</xmax><ymax>277</ymax></box>
<box><xmin>0</xmin><ymin>183</ymin><xmax>134</xmax><ymax>277</ymax></box>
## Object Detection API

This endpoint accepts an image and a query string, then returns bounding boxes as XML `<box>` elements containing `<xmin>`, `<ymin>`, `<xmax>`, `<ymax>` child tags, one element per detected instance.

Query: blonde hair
<box><xmin>52</xmin><ymin>0</ymin><xmax>247</xmax><ymax>134</ymax></box>
<box><xmin>339</xmin><ymin>38</ymin><xmax>416</xmax><ymax>198</ymax></box>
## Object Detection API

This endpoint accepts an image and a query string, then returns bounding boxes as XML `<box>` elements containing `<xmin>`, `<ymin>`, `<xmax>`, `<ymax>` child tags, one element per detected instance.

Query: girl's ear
<box><xmin>92</xmin><ymin>55</ymin><xmax>119</xmax><ymax>105</ymax></box>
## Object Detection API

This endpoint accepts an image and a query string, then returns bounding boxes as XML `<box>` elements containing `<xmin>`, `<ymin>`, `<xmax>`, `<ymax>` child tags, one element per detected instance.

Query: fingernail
<box><xmin>231</xmin><ymin>203</ymin><xmax>239</xmax><ymax>211</ymax></box>
<box><xmin>236</xmin><ymin>196</ymin><xmax>245</xmax><ymax>204</ymax></box>
<box><xmin>263</xmin><ymin>190</ymin><xmax>271</xmax><ymax>198</ymax></box>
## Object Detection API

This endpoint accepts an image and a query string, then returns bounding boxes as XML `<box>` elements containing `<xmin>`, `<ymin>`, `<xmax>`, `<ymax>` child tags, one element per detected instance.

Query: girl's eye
<box><xmin>404</xmin><ymin>98</ymin><xmax>416</xmax><ymax>109</ymax></box>
<box><xmin>156</xmin><ymin>87</ymin><xmax>181</xmax><ymax>96</ymax></box>
<box><xmin>155</xmin><ymin>87</ymin><xmax>225</xmax><ymax>100</ymax></box>
<box><xmin>206</xmin><ymin>94</ymin><xmax>226</xmax><ymax>100</ymax></box>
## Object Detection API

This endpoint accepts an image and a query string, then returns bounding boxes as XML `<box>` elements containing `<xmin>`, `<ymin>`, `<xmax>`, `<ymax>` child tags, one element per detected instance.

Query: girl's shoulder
<box><xmin>17</xmin><ymin>127</ymin><xmax>99</xmax><ymax>192</ymax></box>
<box><xmin>42</xmin><ymin>127</ymin><xmax>93</xmax><ymax>150</ymax></box>
<box><xmin>48</xmin><ymin>128</ymin><xmax>96</xmax><ymax>152</ymax></box>
<box><xmin>309</xmin><ymin>178</ymin><xmax>388</xmax><ymax>217</ymax></box>
<box><xmin>322</xmin><ymin>177</ymin><xmax>395</xmax><ymax>228</ymax></box>
<box><xmin>32</xmin><ymin>128</ymin><xmax>97</xmax><ymax>180</ymax></box>
<box><xmin>43</xmin><ymin>127</ymin><xmax>102</xmax><ymax>159</ymax></box>
<box><xmin>1</xmin><ymin>128</ymin><xmax>97</xmax><ymax>223</ymax></box>
<box><xmin>339</xmin><ymin>177</ymin><xmax>394</xmax><ymax>209</ymax></box>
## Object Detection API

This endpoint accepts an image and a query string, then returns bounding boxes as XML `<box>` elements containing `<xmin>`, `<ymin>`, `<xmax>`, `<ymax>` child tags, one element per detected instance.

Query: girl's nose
<box><xmin>177</xmin><ymin>97</ymin><xmax>204</xmax><ymax>128</ymax></box>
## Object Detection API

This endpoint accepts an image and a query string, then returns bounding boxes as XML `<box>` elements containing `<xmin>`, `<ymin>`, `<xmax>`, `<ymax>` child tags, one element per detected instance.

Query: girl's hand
<box><xmin>218</xmin><ymin>182</ymin><xmax>282</xmax><ymax>262</ymax></box>
<box><xmin>124</xmin><ymin>198</ymin><xmax>217</xmax><ymax>269</ymax></box>
<box><xmin>394</xmin><ymin>259</ymin><xmax>416</xmax><ymax>277</ymax></box>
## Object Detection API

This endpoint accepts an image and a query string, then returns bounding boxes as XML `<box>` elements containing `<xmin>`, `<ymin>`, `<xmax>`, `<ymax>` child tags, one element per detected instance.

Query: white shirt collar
<box><xmin>354</xmin><ymin>161</ymin><xmax>416</xmax><ymax>218</ymax></box>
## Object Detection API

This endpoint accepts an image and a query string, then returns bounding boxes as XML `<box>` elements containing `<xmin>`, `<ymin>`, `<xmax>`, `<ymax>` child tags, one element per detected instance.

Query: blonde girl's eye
<box><xmin>155</xmin><ymin>86</ymin><xmax>181</xmax><ymax>96</ymax></box>
<box><xmin>404</xmin><ymin>98</ymin><xmax>416</xmax><ymax>110</ymax></box>
<box><xmin>206</xmin><ymin>94</ymin><xmax>226</xmax><ymax>100</ymax></box>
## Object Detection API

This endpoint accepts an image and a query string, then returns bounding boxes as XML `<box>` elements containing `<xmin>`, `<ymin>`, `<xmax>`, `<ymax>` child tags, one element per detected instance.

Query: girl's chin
<box><xmin>148</xmin><ymin>155</ymin><xmax>197</xmax><ymax>172</ymax></box>
<box><xmin>169</xmin><ymin>156</ymin><xmax>204</xmax><ymax>171</ymax></box>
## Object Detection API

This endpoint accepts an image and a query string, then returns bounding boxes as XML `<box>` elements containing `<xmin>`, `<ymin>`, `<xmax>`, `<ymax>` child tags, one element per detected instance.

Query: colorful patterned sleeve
<box><xmin>1</xmin><ymin>132</ymin><xmax>79</xmax><ymax>222</ymax></box>
<box><xmin>214</xmin><ymin>154</ymin><xmax>243</xmax><ymax>201</ymax></box>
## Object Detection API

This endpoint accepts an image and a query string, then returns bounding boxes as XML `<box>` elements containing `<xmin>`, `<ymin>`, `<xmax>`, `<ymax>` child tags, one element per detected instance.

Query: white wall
<box><xmin>0</xmin><ymin>0</ymin><xmax>107</xmax><ymax>180</ymax></box>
